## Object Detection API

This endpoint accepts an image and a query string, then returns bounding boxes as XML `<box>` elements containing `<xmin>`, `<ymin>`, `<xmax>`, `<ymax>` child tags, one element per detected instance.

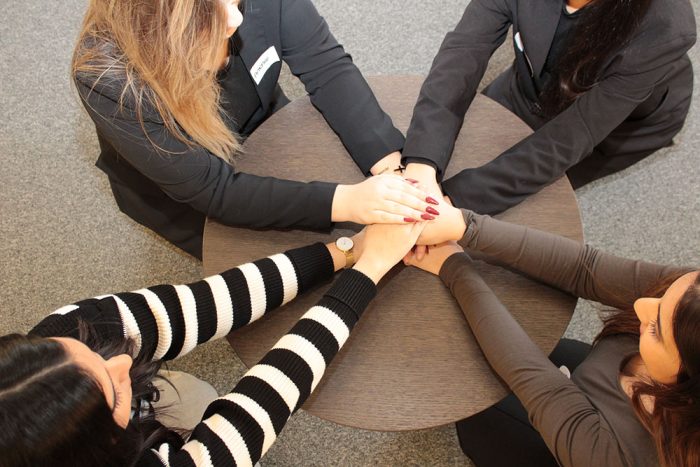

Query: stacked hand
<box><xmin>401</xmin><ymin>162</ymin><xmax>447</xmax><ymax>260</ymax></box>
<box><xmin>403</xmin><ymin>241</ymin><xmax>464</xmax><ymax>276</ymax></box>
<box><xmin>352</xmin><ymin>222</ymin><xmax>426</xmax><ymax>284</ymax></box>
<box><xmin>347</xmin><ymin>212</ymin><xmax>466</xmax><ymax>282</ymax></box>
<box><xmin>331</xmin><ymin>160</ymin><xmax>469</xmax><ymax>281</ymax></box>
<box><xmin>415</xmin><ymin>198</ymin><xmax>466</xmax><ymax>246</ymax></box>
<box><xmin>332</xmin><ymin>174</ymin><xmax>441</xmax><ymax>225</ymax></box>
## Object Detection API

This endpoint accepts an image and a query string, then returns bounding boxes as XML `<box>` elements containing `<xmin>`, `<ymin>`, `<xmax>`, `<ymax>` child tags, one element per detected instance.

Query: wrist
<box><xmin>370</xmin><ymin>151</ymin><xmax>402</xmax><ymax>176</ymax></box>
<box><xmin>352</xmin><ymin>257</ymin><xmax>389</xmax><ymax>285</ymax></box>
<box><xmin>449</xmin><ymin>207</ymin><xmax>468</xmax><ymax>241</ymax></box>
<box><xmin>325</xmin><ymin>243</ymin><xmax>347</xmax><ymax>272</ymax></box>
<box><xmin>404</xmin><ymin>162</ymin><xmax>437</xmax><ymax>179</ymax></box>
<box><xmin>331</xmin><ymin>185</ymin><xmax>351</xmax><ymax>222</ymax></box>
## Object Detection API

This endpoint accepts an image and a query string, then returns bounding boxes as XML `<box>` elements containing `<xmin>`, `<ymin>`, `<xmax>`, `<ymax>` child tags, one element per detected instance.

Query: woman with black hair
<box><xmin>0</xmin><ymin>221</ymin><xmax>424</xmax><ymax>466</ymax></box>
<box><xmin>400</xmin><ymin>0</ymin><xmax>696</xmax><ymax>215</ymax></box>
<box><xmin>406</xmin><ymin>204</ymin><xmax>700</xmax><ymax>466</ymax></box>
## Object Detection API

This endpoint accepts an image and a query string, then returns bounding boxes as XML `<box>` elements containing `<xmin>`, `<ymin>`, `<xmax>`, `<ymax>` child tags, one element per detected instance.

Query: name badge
<box><xmin>250</xmin><ymin>46</ymin><xmax>280</xmax><ymax>85</ymax></box>
<box><xmin>514</xmin><ymin>32</ymin><xmax>525</xmax><ymax>52</ymax></box>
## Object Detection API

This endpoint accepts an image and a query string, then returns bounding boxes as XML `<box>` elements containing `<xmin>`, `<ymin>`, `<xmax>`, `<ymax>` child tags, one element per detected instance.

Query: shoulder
<box><xmin>626</xmin><ymin>0</ymin><xmax>696</xmax><ymax>54</ymax></box>
<box><xmin>74</xmin><ymin>69</ymin><xmax>162</xmax><ymax>123</ymax></box>
<box><xmin>610</xmin><ymin>0</ymin><xmax>696</xmax><ymax>74</ymax></box>
<box><xmin>73</xmin><ymin>37</ymin><xmax>161</xmax><ymax>122</ymax></box>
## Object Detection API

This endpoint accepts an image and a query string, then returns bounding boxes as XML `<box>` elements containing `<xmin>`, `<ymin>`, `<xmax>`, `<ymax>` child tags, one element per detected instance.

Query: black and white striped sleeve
<box><xmin>151</xmin><ymin>269</ymin><xmax>376</xmax><ymax>467</ymax></box>
<box><xmin>29</xmin><ymin>243</ymin><xmax>334</xmax><ymax>362</ymax></box>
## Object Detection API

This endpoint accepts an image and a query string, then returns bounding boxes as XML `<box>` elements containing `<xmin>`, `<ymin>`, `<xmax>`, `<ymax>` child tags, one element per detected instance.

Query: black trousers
<box><xmin>456</xmin><ymin>339</ymin><xmax>592</xmax><ymax>467</ymax></box>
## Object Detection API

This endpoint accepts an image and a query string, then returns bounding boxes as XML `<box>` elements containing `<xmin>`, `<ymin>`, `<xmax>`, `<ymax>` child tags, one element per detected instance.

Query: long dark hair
<box><xmin>597</xmin><ymin>271</ymin><xmax>700</xmax><ymax>467</ymax></box>
<box><xmin>0</xmin><ymin>322</ymin><xmax>176</xmax><ymax>467</ymax></box>
<box><xmin>539</xmin><ymin>0</ymin><xmax>654</xmax><ymax>116</ymax></box>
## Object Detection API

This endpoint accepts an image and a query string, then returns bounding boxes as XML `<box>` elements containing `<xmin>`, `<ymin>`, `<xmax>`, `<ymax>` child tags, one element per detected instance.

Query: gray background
<box><xmin>1</xmin><ymin>0</ymin><xmax>698</xmax><ymax>465</ymax></box>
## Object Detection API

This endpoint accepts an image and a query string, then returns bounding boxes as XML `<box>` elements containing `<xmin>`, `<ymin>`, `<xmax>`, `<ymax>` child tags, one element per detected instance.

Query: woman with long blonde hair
<box><xmin>72</xmin><ymin>0</ymin><xmax>439</xmax><ymax>258</ymax></box>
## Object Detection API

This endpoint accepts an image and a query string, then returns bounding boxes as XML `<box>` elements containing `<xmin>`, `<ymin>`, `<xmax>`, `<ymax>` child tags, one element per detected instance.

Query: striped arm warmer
<box><xmin>30</xmin><ymin>243</ymin><xmax>334</xmax><ymax>363</ymax></box>
<box><xmin>150</xmin><ymin>269</ymin><xmax>376</xmax><ymax>467</ymax></box>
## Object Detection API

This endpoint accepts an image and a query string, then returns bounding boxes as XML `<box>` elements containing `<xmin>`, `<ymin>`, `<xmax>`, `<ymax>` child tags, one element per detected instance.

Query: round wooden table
<box><xmin>203</xmin><ymin>76</ymin><xmax>583</xmax><ymax>431</ymax></box>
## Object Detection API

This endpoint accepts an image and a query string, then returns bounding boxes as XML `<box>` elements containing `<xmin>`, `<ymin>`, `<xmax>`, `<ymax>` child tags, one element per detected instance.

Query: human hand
<box><xmin>416</xmin><ymin>202</ymin><xmax>466</xmax><ymax>246</ymax></box>
<box><xmin>402</xmin><ymin>163</ymin><xmax>443</xmax><ymax>260</ymax></box>
<box><xmin>332</xmin><ymin>174</ymin><xmax>438</xmax><ymax>225</ymax></box>
<box><xmin>403</xmin><ymin>162</ymin><xmax>442</xmax><ymax>200</ymax></box>
<box><xmin>403</xmin><ymin>241</ymin><xmax>464</xmax><ymax>276</ymax></box>
<box><xmin>353</xmin><ymin>222</ymin><xmax>426</xmax><ymax>284</ymax></box>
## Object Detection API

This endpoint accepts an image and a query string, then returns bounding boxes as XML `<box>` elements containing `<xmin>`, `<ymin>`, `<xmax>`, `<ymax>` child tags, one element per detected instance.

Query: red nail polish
<box><xmin>426</xmin><ymin>196</ymin><xmax>439</xmax><ymax>205</ymax></box>
<box><xmin>404</xmin><ymin>217</ymin><xmax>417</xmax><ymax>223</ymax></box>
<box><xmin>421</xmin><ymin>213</ymin><xmax>435</xmax><ymax>221</ymax></box>
<box><xmin>426</xmin><ymin>206</ymin><xmax>440</xmax><ymax>216</ymax></box>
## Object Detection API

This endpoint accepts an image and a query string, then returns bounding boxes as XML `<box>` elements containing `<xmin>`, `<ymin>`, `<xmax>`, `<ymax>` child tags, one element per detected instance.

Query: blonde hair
<box><xmin>71</xmin><ymin>0</ymin><xmax>240</xmax><ymax>160</ymax></box>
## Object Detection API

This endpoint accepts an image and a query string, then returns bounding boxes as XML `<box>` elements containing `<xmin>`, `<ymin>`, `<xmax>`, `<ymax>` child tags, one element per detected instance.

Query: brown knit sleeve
<box><xmin>459</xmin><ymin>210</ymin><xmax>691</xmax><ymax>310</ymax></box>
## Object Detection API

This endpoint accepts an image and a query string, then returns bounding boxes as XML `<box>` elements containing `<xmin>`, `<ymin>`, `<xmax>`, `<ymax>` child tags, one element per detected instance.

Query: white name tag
<box><xmin>514</xmin><ymin>32</ymin><xmax>525</xmax><ymax>52</ymax></box>
<box><xmin>250</xmin><ymin>46</ymin><xmax>280</xmax><ymax>85</ymax></box>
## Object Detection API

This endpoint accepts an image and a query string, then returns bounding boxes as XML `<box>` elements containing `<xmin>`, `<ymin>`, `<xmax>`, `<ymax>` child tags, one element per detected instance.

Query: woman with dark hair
<box><xmin>400</xmin><ymin>0</ymin><xmax>696</xmax><ymax>215</ymax></box>
<box><xmin>0</xmin><ymin>221</ymin><xmax>424</xmax><ymax>466</ymax></box>
<box><xmin>406</xmin><ymin>204</ymin><xmax>700</xmax><ymax>466</ymax></box>
<box><xmin>72</xmin><ymin>0</ymin><xmax>439</xmax><ymax>259</ymax></box>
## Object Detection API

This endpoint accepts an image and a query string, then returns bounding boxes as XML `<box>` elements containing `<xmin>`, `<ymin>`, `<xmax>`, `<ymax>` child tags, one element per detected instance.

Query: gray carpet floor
<box><xmin>1</xmin><ymin>0</ymin><xmax>698</xmax><ymax>465</ymax></box>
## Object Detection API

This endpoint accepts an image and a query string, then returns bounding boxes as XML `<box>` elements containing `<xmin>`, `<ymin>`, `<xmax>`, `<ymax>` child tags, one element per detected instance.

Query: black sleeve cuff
<box><xmin>309</xmin><ymin>181</ymin><xmax>338</xmax><ymax>229</ymax></box>
<box><xmin>324</xmin><ymin>269</ymin><xmax>377</xmax><ymax>320</ymax></box>
<box><xmin>285</xmin><ymin>243</ymin><xmax>335</xmax><ymax>293</ymax></box>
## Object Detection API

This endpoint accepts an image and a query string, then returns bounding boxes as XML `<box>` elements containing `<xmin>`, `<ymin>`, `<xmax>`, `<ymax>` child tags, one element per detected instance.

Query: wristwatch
<box><xmin>335</xmin><ymin>236</ymin><xmax>355</xmax><ymax>269</ymax></box>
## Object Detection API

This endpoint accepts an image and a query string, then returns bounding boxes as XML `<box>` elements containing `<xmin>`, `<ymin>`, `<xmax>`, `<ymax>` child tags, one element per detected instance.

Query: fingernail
<box><xmin>421</xmin><ymin>213</ymin><xmax>435</xmax><ymax>221</ymax></box>
<box><xmin>404</xmin><ymin>217</ymin><xmax>417</xmax><ymax>223</ymax></box>
<box><xmin>406</xmin><ymin>178</ymin><xmax>419</xmax><ymax>184</ymax></box>
<box><xmin>426</xmin><ymin>196</ymin><xmax>439</xmax><ymax>205</ymax></box>
<box><xmin>426</xmin><ymin>206</ymin><xmax>440</xmax><ymax>216</ymax></box>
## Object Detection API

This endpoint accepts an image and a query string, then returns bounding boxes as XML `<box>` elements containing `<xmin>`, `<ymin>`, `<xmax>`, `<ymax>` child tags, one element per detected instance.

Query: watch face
<box><xmin>336</xmin><ymin>236</ymin><xmax>354</xmax><ymax>252</ymax></box>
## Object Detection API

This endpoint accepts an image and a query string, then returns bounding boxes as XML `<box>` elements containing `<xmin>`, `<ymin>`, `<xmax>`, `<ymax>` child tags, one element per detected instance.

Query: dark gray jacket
<box><xmin>77</xmin><ymin>0</ymin><xmax>404</xmax><ymax>258</ymax></box>
<box><xmin>403</xmin><ymin>0</ymin><xmax>696</xmax><ymax>214</ymax></box>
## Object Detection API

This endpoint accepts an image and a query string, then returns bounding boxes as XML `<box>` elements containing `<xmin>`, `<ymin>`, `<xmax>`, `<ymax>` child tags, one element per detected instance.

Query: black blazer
<box><xmin>77</xmin><ymin>0</ymin><xmax>404</xmax><ymax>257</ymax></box>
<box><xmin>403</xmin><ymin>0</ymin><xmax>696</xmax><ymax>214</ymax></box>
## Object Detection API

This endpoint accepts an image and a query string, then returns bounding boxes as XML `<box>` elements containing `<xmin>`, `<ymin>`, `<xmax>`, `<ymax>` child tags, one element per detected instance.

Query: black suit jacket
<box><xmin>77</xmin><ymin>0</ymin><xmax>404</xmax><ymax>257</ymax></box>
<box><xmin>403</xmin><ymin>0</ymin><xmax>696</xmax><ymax>214</ymax></box>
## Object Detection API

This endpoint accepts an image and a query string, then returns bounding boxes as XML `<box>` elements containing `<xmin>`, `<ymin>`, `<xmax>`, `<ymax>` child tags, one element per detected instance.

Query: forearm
<box><xmin>440</xmin><ymin>253</ymin><xmax>562</xmax><ymax>387</ymax></box>
<box><xmin>402</xmin><ymin>0</ymin><xmax>511</xmax><ymax>178</ymax></box>
<box><xmin>208</xmin><ymin>172</ymin><xmax>337</xmax><ymax>231</ymax></box>
<box><xmin>30</xmin><ymin>244</ymin><xmax>336</xmax><ymax>361</ymax></box>
<box><xmin>168</xmin><ymin>269</ymin><xmax>376</xmax><ymax>466</ymax></box>
<box><xmin>281</xmin><ymin>0</ymin><xmax>403</xmax><ymax>175</ymax></box>
<box><xmin>440</xmin><ymin>254</ymin><xmax>618</xmax><ymax>466</ymax></box>
<box><xmin>309</xmin><ymin>72</ymin><xmax>405</xmax><ymax>175</ymax></box>
<box><xmin>460</xmin><ymin>210</ymin><xmax>689</xmax><ymax>309</ymax></box>
<box><xmin>369</xmin><ymin>151</ymin><xmax>403</xmax><ymax>176</ymax></box>
<box><xmin>79</xmin><ymin>82</ymin><xmax>338</xmax><ymax>232</ymax></box>
<box><xmin>441</xmin><ymin>70</ymin><xmax>664</xmax><ymax>214</ymax></box>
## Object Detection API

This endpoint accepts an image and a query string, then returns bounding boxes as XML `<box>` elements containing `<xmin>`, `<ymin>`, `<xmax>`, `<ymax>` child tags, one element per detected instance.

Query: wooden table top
<box><xmin>203</xmin><ymin>76</ymin><xmax>583</xmax><ymax>431</ymax></box>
